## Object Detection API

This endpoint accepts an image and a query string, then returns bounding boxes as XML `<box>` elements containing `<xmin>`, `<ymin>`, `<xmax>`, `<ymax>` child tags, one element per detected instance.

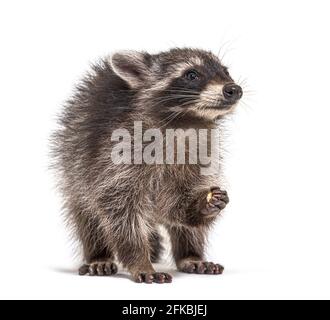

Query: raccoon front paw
<box><xmin>134</xmin><ymin>272</ymin><xmax>173</xmax><ymax>284</ymax></box>
<box><xmin>79</xmin><ymin>260</ymin><xmax>118</xmax><ymax>276</ymax></box>
<box><xmin>201</xmin><ymin>187</ymin><xmax>229</xmax><ymax>216</ymax></box>
<box><xmin>178</xmin><ymin>260</ymin><xmax>224</xmax><ymax>275</ymax></box>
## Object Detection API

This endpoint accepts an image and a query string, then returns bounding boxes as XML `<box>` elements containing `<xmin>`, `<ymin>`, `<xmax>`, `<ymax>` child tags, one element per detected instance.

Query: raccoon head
<box><xmin>110</xmin><ymin>48</ymin><xmax>243</xmax><ymax>121</ymax></box>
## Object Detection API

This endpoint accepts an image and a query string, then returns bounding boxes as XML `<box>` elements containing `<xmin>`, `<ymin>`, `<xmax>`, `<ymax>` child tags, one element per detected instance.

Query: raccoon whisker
<box><xmin>237</xmin><ymin>84</ymin><xmax>255</xmax><ymax>96</ymax></box>
<box><xmin>157</xmin><ymin>105</ymin><xmax>190</xmax><ymax>126</ymax></box>
<box><xmin>198</xmin><ymin>99</ymin><xmax>222</xmax><ymax>104</ymax></box>
<box><xmin>241</xmin><ymin>91</ymin><xmax>255</xmax><ymax>97</ymax></box>
<box><xmin>238</xmin><ymin>100</ymin><xmax>253</xmax><ymax>112</ymax></box>
<box><xmin>158</xmin><ymin>110</ymin><xmax>188</xmax><ymax>129</ymax></box>
<box><xmin>134</xmin><ymin>96</ymin><xmax>193</xmax><ymax>108</ymax></box>
<box><xmin>153</xmin><ymin>94</ymin><xmax>199</xmax><ymax>99</ymax></box>
<box><xmin>155</xmin><ymin>93</ymin><xmax>199</xmax><ymax>98</ymax></box>
<box><xmin>148</xmin><ymin>92</ymin><xmax>200</xmax><ymax>99</ymax></box>
<box><xmin>158</xmin><ymin>111</ymin><xmax>182</xmax><ymax>128</ymax></box>
<box><xmin>151</xmin><ymin>94</ymin><xmax>200</xmax><ymax>100</ymax></box>
<box><xmin>196</xmin><ymin>102</ymin><xmax>220</xmax><ymax>110</ymax></box>
<box><xmin>237</xmin><ymin>77</ymin><xmax>247</xmax><ymax>83</ymax></box>
<box><xmin>147</xmin><ymin>96</ymin><xmax>193</xmax><ymax>103</ymax></box>
<box><xmin>156</xmin><ymin>108</ymin><xmax>186</xmax><ymax>128</ymax></box>
<box><xmin>238</xmin><ymin>78</ymin><xmax>251</xmax><ymax>91</ymax></box>
<box><xmin>156</xmin><ymin>102</ymin><xmax>194</xmax><ymax>126</ymax></box>
<box><xmin>157</xmin><ymin>99</ymin><xmax>199</xmax><ymax>128</ymax></box>
<box><xmin>239</xmin><ymin>86</ymin><xmax>253</xmax><ymax>92</ymax></box>
<box><xmin>153</xmin><ymin>87</ymin><xmax>199</xmax><ymax>92</ymax></box>
<box><xmin>160</xmin><ymin>88</ymin><xmax>200</xmax><ymax>94</ymax></box>
<box><xmin>240</xmin><ymin>83</ymin><xmax>250</xmax><ymax>91</ymax></box>
<box><xmin>217</xmin><ymin>39</ymin><xmax>234</xmax><ymax>62</ymax></box>
<box><xmin>240</xmin><ymin>80</ymin><xmax>248</xmax><ymax>87</ymax></box>
<box><xmin>151</xmin><ymin>98</ymin><xmax>198</xmax><ymax>106</ymax></box>
<box><xmin>147</xmin><ymin>96</ymin><xmax>198</xmax><ymax>107</ymax></box>
<box><xmin>175</xmin><ymin>102</ymin><xmax>199</xmax><ymax>120</ymax></box>
<box><xmin>176</xmin><ymin>98</ymin><xmax>200</xmax><ymax>108</ymax></box>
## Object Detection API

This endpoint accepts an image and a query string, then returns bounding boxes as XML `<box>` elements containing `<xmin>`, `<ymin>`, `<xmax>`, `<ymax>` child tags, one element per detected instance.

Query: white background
<box><xmin>0</xmin><ymin>0</ymin><xmax>329</xmax><ymax>300</ymax></box>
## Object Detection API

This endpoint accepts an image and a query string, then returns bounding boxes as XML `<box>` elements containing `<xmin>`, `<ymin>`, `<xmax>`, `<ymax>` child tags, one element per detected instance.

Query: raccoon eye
<box><xmin>223</xmin><ymin>68</ymin><xmax>230</xmax><ymax>76</ymax></box>
<box><xmin>185</xmin><ymin>69</ymin><xmax>199</xmax><ymax>81</ymax></box>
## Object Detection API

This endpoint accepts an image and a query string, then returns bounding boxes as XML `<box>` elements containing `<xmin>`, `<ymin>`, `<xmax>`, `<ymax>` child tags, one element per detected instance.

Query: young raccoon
<box><xmin>52</xmin><ymin>48</ymin><xmax>243</xmax><ymax>283</ymax></box>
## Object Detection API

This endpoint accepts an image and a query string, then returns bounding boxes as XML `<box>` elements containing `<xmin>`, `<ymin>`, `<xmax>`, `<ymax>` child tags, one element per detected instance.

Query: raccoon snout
<box><xmin>222</xmin><ymin>83</ymin><xmax>243</xmax><ymax>103</ymax></box>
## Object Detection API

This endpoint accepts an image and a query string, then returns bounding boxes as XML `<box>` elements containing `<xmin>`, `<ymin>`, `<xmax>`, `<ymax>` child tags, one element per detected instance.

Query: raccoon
<box><xmin>51</xmin><ymin>48</ymin><xmax>243</xmax><ymax>283</ymax></box>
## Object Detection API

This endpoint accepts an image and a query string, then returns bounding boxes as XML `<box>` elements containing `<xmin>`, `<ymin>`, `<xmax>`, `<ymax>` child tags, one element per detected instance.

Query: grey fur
<box><xmin>51</xmin><ymin>48</ymin><xmax>241</xmax><ymax>283</ymax></box>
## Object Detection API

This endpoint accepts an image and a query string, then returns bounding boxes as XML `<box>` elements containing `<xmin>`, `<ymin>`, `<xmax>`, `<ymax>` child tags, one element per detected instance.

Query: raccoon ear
<box><xmin>110</xmin><ymin>51</ymin><xmax>151</xmax><ymax>88</ymax></box>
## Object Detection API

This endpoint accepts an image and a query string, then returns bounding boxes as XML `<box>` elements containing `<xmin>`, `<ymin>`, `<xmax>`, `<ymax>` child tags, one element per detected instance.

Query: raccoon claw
<box><xmin>79</xmin><ymin>261</ymin><xmax>118</xmax><ymax>276</ymax></box>
<box><xmin>201</xmin><ymin>187</ymin><xmax>229</xmax><ymax>216</ymax></box>
<box><xmin>134</xmin><ymin>272</ymin><xmax>172</xmax><ymax>284</ymax></box>
<box><xmin>178</xmin><ymin>260</ymin><xmax>224</xmax><ymax>275</ymax></box>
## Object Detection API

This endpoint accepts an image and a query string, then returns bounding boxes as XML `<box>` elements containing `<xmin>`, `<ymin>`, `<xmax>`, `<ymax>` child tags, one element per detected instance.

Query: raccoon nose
<box><xmin>223</xmin><ymin>83</ymin><xmax>243</xmax><ymax>102</ymax></box>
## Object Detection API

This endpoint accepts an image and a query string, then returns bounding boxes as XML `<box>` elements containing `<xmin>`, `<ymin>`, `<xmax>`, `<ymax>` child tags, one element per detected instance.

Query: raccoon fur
<box><xmin>51</xmin><ymin>48</ymin><xmax>243</xmax><ymax>283</ymax></box>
